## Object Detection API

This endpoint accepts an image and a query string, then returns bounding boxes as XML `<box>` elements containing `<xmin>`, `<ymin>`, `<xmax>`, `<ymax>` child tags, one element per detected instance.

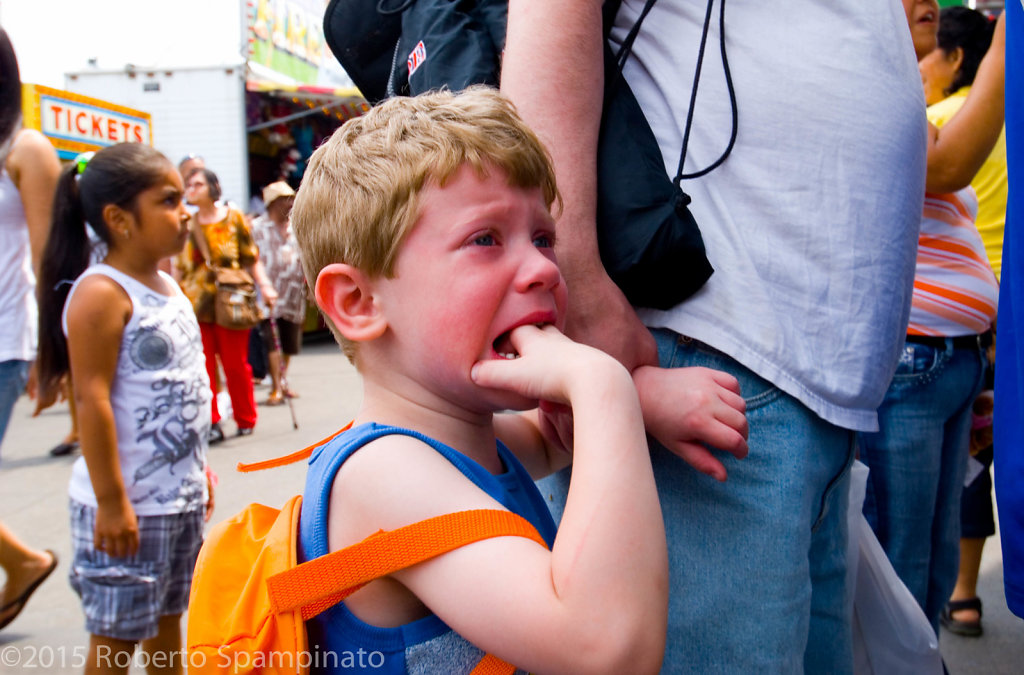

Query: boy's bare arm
<box><xmin>332</xmin><ymin>327</ymin><xmax>666</xmax><ymax>673</ymax></box>
<box><xmin>493</xmin><ymin>409</ymin><xmax>571</xmax><ymax>480</ymax></box>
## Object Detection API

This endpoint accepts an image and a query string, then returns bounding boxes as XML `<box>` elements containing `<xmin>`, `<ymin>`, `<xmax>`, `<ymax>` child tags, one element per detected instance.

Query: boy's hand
<box><xmin>538</xmin><ymin>400</ymin><xmax>574</xmax><ymax>454</ymax></box>
<box><xmin>94</xmin><ymin>496</ymin><xmax>140</xmax><ymax>558</ymax></box>
<box><xmin>633</xmin><ymin>365</ymin><xmax>749</xmax><ymax>482</ymax></box>
<box><xmin>472</xmin><ymin>324</ymin><xmax>629</xmax><ymax>406</ymax></box>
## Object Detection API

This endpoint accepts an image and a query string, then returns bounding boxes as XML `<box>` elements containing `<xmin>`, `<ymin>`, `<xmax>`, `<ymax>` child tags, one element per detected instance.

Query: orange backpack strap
<box><xmin>236</xmin><ymin>422</ymin><xmax>353</xmax><ymax>473</ymax></box>
<box><xmin>469</xmin><ymin>653</ymin><xmax>518</xmax><ymax>675</ymax></box>
<box><xmin>266</xmin><ymin>508</ymin><xmax>548</xmax><ymax>621</ymax></box>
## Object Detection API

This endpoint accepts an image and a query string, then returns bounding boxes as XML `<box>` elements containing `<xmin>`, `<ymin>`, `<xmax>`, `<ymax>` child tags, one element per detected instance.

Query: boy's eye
<box><xmin>533</xmin><ymin>233</ymin><xmax>554</xmax><ymax>248</ymax></box>
<box><xmin>473</xmin><ymin>233</ymin><xmax>497</xmax><ymax>246</ymax></box>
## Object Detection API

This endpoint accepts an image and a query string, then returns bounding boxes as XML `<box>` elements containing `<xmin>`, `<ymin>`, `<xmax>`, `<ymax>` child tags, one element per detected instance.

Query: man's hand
<box><xmin>261</xmin><ymin>282</ymin><xmax>279</xmax><ymax>310</ymax></box>
<box><xmin>634</xmin><ymin>365</ymin><xmax>749</xmax><ymax>481</ymax></box>
<box><xmin>562</xmin><ymin>261</ymin><xmax>659</xmax><ymax>372</ymax></box>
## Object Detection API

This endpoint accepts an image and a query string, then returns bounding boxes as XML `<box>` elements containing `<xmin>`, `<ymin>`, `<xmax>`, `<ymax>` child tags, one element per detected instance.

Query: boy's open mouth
<box><xmin>492</xmin><ymin>323</ymin><xmax>551</xmax><ymax>359</ymax></box>
<box><xmin>493</xmin><ymin>330</ymin><xmax>519</xmax><ymax>359</ymax></box>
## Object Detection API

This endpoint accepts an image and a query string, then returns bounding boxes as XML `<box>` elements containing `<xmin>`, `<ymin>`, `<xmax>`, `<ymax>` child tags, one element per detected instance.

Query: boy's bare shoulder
<box><xmin>325</xmin><ymin>432</ymin><xmax>506</xmax><ymax>552</ymax></box>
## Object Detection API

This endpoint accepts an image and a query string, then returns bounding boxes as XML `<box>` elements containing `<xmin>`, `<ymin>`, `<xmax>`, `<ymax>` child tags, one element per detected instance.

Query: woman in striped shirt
<box><xmin>858</xmin><ymin>1</ymin><xmax>1005</xmax><ymax>634</ymax></box>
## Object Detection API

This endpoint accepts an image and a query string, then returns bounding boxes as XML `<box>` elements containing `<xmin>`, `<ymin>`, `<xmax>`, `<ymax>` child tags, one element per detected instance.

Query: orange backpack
<box><xmin>186</xmin><ymin>427</ymin><xmax>544</xmax><ymax>674</ymax></box>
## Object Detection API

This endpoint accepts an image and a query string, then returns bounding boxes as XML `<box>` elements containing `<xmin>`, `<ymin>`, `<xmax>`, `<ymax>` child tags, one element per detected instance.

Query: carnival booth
<box><xmin>243</xmin><ymin>0</ymin><xmax>366</xmax><ymax>209</ymax></box>
<box><xmin>21</xmin><ymin>83</ymin><xmax>152</xmax><ymax>159</ymax></box>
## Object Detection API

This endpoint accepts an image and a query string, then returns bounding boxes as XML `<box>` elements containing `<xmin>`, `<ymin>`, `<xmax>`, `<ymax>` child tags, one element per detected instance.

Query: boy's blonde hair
<box><xmin>292</xmin><ymin>86</ymin><xmax>560</xmax><ymax>360</ymax></box>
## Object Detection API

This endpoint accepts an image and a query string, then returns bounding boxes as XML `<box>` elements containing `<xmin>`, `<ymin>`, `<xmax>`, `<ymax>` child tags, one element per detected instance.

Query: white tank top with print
<box><xmin>63</xmin><ymin>264</ymin><xmax>211</xmax><ymax>515</ymax></box>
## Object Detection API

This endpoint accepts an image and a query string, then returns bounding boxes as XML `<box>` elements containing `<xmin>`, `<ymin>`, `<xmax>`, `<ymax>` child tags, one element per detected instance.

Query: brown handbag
<box><xmin>190</xmin><ymin>214</ymin><xmax>262</xmax><ymax>330</ymax></box>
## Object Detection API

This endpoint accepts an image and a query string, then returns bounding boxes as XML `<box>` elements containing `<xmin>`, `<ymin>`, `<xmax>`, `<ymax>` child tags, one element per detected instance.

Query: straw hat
<box><xmin>262</xmin><ymin>181</ymin><xmax>295</xmax><ymax>207</ymax></box>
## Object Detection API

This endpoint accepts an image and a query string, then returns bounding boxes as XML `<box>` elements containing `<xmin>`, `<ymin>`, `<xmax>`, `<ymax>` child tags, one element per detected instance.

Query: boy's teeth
<box><xmin>493</xmin><ymin>330</ymin><xmax>515</xmax><ymax>356</ymax></box>
<box><xmin>498</xmin><ymin>352</ymin><xmax>519</xmax><ymax>360</ymax></box>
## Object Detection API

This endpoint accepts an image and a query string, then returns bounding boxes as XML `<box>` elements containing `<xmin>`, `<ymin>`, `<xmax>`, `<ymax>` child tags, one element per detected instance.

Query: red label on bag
<box><xmin>408</xmin><ymin>40</ymin><xmax>427</xmax><ymax>77</ymax></box>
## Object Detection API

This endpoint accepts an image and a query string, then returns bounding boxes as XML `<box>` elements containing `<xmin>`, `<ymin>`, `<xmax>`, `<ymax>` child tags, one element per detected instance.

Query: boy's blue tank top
<box><xmin>298</xmin><ymin>422</ymin><xmax>558</xmax><ymax>674</ymax></box>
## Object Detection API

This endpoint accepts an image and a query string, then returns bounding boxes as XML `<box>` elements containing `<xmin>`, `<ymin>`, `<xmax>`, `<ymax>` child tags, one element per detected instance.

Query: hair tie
<box><xmin>53</xmin><ymin>279</ymin><xmax>75</xmax><ymax>291</ymax></box>
<box><xmin>74</xmin><ymin>151</ymin><xmax>95</xmax><ymax>176</ymax></box>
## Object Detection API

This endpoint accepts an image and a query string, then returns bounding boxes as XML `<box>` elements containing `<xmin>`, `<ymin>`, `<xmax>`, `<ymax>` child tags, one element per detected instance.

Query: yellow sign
<box><xmin>21</xmin><ymin>84</ymin><xmax>152</xmax><ymax>159</ymax></box>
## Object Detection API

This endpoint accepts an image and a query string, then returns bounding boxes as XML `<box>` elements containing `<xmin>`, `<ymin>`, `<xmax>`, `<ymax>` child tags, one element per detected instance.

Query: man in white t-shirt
<box><xmin>502</xmin><ymin>1</ymin><xmax>926</xmax><ymax>671</ymax></box>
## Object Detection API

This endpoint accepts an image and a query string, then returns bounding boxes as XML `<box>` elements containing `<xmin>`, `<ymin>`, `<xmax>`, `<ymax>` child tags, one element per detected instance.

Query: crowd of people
<box><xmin>1</xmin><ymin>0</ymin><xmax>1021</xmax><ymax>673</ymax></box>
<box><xmin>0</xmin><ymin>20</ymin><xmax>307</xmax><ymax>660</ymax></box>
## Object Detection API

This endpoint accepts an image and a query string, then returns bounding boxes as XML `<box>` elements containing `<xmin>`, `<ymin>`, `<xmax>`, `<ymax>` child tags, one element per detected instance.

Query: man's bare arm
<box><xmin>502</xmin><ymin>0</ymin><xmax>658</xmax><ymax>370</ymax></box>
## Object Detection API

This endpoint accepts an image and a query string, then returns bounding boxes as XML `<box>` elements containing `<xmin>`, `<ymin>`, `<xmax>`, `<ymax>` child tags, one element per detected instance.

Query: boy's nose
<box><xmin>514</xmin><ymin>246</ymin><xmax>562</xmax><ymax>293</ymax></box>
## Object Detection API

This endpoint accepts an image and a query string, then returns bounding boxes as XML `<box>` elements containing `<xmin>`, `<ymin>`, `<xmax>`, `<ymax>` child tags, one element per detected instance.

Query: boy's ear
<box><xmin>315</xmin><ymin>263</ymin><xmax>387</xmax><ymax>342</ymax></box>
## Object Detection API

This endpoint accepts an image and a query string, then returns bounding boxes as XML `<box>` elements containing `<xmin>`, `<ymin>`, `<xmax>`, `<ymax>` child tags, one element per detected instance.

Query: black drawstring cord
<box><xmin>677</xmin><ymin>0</ymin><xmax>737</xmax><ymax>181</ymax></box>
<box><xmin>608</xmin><ymin>0</ymin><xmax>737</xmax><ymax>198</ymax></box>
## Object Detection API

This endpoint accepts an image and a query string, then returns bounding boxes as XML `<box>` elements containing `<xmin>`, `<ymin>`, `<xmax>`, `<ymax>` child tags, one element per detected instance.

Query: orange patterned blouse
<box><xmin>175</xmin><ymin>207</ymin><xmax>258</xmax><ymax>324</ymax></box>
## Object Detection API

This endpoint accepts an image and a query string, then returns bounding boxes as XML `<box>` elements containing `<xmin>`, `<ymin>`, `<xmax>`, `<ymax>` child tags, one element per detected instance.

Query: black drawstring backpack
<box><xmin>324</xmin><ymin>0</ymin><xmax>736</xmax><ymax>310</ymax></box>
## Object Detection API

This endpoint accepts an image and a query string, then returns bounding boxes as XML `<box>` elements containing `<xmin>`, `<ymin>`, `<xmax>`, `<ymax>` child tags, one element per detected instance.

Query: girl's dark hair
<box><xmin>937</xmin><ymin>7</ymin><xmax>995</xmax><ymax>97</ymax></box>
<box><xmin>36</xmin><ymin>143</ymin><xmax>172</xmax><ymax>392</ymax></box>
<box><xmin>0</xmin><ymin>28</ymin><xmax>24</xmax><ymax>150</ymax></box>
<box><xmin>196</xmin><ymin>168</ymin><xmax>222</xmax><ymax>202</ymax></box>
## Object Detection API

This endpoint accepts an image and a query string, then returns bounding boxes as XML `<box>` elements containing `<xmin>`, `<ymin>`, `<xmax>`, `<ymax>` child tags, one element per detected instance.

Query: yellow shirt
<box><xmin>927</xmin><ymin>87</ymin><xmax>1008</xmax><ymax>279</ymax></box>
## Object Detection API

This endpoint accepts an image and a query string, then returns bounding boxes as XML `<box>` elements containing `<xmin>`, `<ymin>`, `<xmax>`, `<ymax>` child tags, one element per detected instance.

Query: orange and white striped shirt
<box><xmin>908</xmin><ymin>188</ymin><xmax>998</xmax><ymax>337</ymax></box>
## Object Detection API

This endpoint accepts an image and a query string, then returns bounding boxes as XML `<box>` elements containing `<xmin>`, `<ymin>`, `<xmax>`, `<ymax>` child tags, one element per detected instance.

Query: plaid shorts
<box><xmin>69</xmin><ymin>500</ymin><xmax>204</xmax><ymax>641</ymax></box>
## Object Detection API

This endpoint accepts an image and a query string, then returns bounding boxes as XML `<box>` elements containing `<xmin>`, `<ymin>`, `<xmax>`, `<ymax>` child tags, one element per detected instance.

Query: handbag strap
<box><xmin>266</xmin><ymin>508</ymin><xmax>548</xmax><ymax>619</ymax></box>
<box><xmin>188</xmin><ymin>214</ymin><xmax>216</xmax><ymax>269</ymax></box>
<box><xmin>190</xmin><ymin>207</ymin><xmax>247</xmax><ymax>271</ymax></box>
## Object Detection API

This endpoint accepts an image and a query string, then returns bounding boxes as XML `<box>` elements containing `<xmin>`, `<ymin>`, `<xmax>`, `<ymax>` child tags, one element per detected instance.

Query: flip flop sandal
<box><xmin>0</xmin><ymin>550</ymin><xmax>58</xmax><ymax>631</ymax></box>
<box><xmin>940</xmin><ymin>597</ymin><xmax>983</xmax><ymax>637</ymax></box>
<box><xmin>264</xmin><ymin>391</ymin><xmax>285</xmax><ymax>406</ymax></box>
<box><xmin>48</xmin><ymin>441</ymin><xmax>79</xmax><ymax>457</ymax></box>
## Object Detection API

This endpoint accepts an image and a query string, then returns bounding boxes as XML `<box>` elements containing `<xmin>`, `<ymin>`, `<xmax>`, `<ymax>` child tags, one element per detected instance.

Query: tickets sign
<box><xmin>21</xmin><ymin>84</ymin><xmax>152</xmax><ymax>159</ymax></box>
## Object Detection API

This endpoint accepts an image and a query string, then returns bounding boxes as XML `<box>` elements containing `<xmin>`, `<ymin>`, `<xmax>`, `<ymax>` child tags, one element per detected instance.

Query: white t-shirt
<box><xmin>614</xmin><ymin>0</ymin><xmax>926</xmax><ymax>431</ymax></box>
<box><xmin>64</xmin><ymin>265</ymin><xmax>210</xmax><ymax>515</ymax></box>
<box><xmin>0</xmin><ymin>168</ymin><xmax>37</xmax><ymax>363</ymax></box>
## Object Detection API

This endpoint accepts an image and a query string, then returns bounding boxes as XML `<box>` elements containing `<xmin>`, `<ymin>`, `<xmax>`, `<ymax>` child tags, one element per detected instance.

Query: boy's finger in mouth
<box><xmin>492</xmin><ymin>322</ymin><xmax>557</xmax><ymax>360</ymax></box>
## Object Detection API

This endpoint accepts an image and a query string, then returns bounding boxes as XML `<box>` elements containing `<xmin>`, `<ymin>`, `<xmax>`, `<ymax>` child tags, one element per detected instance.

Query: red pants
<box><xmin>200</xmin><ymin>322</ymin><xmax>257</xmax><ymax>429</ymax></box>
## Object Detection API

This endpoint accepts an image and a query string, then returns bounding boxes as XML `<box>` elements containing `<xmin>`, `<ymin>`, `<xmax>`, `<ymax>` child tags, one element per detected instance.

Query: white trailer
<box><xmin>65</xmin><ymin>63</ymin><xmax>251</xmax><ymax>206</ymax></box>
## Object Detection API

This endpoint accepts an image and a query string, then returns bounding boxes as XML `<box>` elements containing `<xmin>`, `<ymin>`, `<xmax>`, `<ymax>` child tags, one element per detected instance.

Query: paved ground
<box><xmin>1</xmin><ymin>337</ymin><xmax>1021</xmax><ymax>673</ymax></box>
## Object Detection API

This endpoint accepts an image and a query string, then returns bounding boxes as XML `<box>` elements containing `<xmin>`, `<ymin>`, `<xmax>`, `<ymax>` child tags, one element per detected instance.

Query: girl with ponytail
<box><xmin>36</xmin><ymin>143</ymin><xmax>213</xmax><ymax>674</ymax></box>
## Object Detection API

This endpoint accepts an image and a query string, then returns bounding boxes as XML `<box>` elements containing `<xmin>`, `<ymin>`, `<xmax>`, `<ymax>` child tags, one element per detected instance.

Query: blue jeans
<box><xmin>0</xmin><ymin>359</ymin><xmax>30</xmax><ymax>451</ymax></box>
<box><xmin>537</xmin><ymin>329</ymin><xmax>855</xmax><ymax>674</ymax></box>
<box><xmin>858</xmin><ymin>337</ymin><xmax>986</xmax><ymax>633</ymax></box>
